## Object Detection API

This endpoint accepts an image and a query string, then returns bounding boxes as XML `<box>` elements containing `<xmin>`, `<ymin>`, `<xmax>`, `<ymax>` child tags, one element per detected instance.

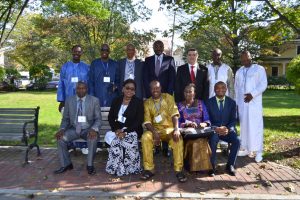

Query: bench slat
<box><xmin>0</xmin><ymin>115</ymin><xmax>34</xmax><ymax>120</ymax></box>
<box><xmin>0</xmin><ymin>110</ymin><xmax>37</xmax><ymax>115</ymax></box>
<box><xmin>0</xmin><ymin>119</ymin><xmax>33</xmax><ymax>123</ymax></box>
<box><xmin>0</xmin><ymin>135</ymin><xmax>23</xmax><ymax>141</ymax></box>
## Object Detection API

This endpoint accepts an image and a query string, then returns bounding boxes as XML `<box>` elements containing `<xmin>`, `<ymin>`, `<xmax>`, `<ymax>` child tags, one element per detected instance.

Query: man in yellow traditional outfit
<box><xmin>140</xmin><ymin>80</ymin><xmax>187</xmax><ymax>183</ymax></box>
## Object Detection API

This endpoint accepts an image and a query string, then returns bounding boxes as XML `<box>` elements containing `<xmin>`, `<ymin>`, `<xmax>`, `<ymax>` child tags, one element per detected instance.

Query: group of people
<box><xmin>54</xmin><ymin>40</ymin><xmax>267</xmax><ymax>183</ymax></box>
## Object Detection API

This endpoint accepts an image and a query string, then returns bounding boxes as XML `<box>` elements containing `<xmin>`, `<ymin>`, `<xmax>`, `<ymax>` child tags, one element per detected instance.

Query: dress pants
<box><xmin>57</xmin><ymin>128</ymin><xmax>98</xmax><ymax>167</ymax></box>
<box><xmin>141</xmin><ymin>127</ymin><xmax>183</xmax><ymax>172</ymax></box>
<box><xmin>209</xmin><ymin>130</ymin><xmax>240</xmax><ymax>168</ymax></box>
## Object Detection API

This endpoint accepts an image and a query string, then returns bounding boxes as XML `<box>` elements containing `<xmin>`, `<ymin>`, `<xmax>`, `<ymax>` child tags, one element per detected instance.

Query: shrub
<box><xmin>29</xmin><ymin>64</ymin><xmax>52</xmax><ymax>90</ymax></box>
<box><xmin>286</xmin><ymin>55</ymin><xmax>300</xmax><ymax>94</ymax></box>
<box><xmin>267</xmin><ymin>76</ymin><xmax>292</xmax><ymax>90</ymax></box>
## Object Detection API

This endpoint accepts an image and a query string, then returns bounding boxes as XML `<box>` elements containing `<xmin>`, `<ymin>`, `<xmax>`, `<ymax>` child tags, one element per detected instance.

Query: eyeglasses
<box><xmin>125</xmin><ymin>86</ymin><xmax>135</xmax><ymax>91</ymax></box>
<box><xmin>101</xmin><ymin>48</ymin><xmax>109</xmax><ymax>52</ymax></box>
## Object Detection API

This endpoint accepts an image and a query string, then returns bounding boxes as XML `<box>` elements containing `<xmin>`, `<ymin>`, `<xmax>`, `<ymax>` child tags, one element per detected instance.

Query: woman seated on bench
<box><xmin>105</xmin><ymin>79</ymin><xmax>144</xmax><ymax>176</ymax></box>
<box><xmin>177</xmin><ymin>83</ymin><xmax>212</xmax><ymax>172</ymax></box>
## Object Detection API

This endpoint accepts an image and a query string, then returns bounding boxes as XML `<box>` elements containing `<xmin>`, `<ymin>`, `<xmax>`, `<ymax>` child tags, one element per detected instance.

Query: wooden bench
<box><xmin>70</xmin><ymin>107</ymin><xmax>111</xmax><ymax>149</ymax></box>
<box><xmin>0</xmin><ymin>107</ymin><xmax>40</xmax><ymax>163</ymax></box>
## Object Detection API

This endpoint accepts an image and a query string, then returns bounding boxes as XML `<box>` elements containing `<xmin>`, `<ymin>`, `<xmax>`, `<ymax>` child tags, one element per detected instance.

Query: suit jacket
<box><xmin>175</xmin><ymin>63</ymin><xmax>209</xmax><ymax>103</ymax></box>
<box><xmin>88</xmin><ymin>58</ymin><xmax>119</xmax><ymax>107</ymax></box>
<box><xmin>205</xmin><ymin>96</ymin><xmax>236</xmax><ymax>131</ymax></box>
<box><xmin>108</xmin><ymin>95</ymin><xmax>144</xmax><ymax>137</ymax></box>
<box><xmin>117</xmin><ymin>58</ymin><xmax>144</xmax><ymax>99</ymax></box>
<box><xmin>60</xmin><ymin>95</ymin><xmax>102</xmax><ymax>131</ymax></box>
<box><xmin>143</xmin><ymin>54</ymin><xmax>176</xmax><ymax>98</ymax></box>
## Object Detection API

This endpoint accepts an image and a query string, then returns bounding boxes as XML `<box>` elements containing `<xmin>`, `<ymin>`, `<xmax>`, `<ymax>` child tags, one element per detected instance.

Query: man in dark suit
<box><xmin>206</xmin><ymin>81</ymin><xmax>240</xmax><ymax>176</ymax></box>
<box><xmin>143</xmin><ymin>40</ymin><xmax>176</xmax><ymax>98</ymax></box>
<box><xmin>117</xmin><ymin>43</ymin><xmax>144</xmax><ymax>99</ymax></box>
<box><xmin>175</xmin><ymin>48</ymin><xmax>209</xmax><ymax>103</ymax></box>
<box><xmin>54</xmin><ymin>81</ymin><xmax>102</xmax><ymax>175</ymax></box>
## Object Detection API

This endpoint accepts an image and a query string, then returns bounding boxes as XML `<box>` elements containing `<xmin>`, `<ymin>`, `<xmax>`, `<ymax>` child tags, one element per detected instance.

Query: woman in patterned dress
<box><xmin>177</xmin><ymin>83</ymin><xmax>212</xmax><ymax>172</ymax></box>
<box><xmin>105</xmin><ymin>79</ymin><xmax>144</xmax><ymax>176</ymax></box>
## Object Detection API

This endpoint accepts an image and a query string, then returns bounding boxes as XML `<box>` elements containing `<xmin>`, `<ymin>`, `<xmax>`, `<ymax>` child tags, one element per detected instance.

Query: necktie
<box><xmin>190</xmin><ymin>65</ymin><xmax>195</xmax><ymax>83</ymax></box>
<box><xmin>219</xmin><ymin>99</ymin><xmax>224</xmax><ymax>113</ymax></box>
<box><xmin>155</xmin><ymin>57</ymin><xmax>160</xmax><ymax>77</ymax></box>
<box><xmin>127</xmin><ymin>61</ymin><xmax>134</xmax><ymax>76</ymax></box>
<box><xmin>76</xmin><ymin>99</ymin><xmax>83</xmax><ymax>134</ymax></box>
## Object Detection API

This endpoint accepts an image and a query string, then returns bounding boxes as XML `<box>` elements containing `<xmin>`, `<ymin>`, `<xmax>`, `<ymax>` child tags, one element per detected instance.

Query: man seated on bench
<box><xmin>54</xmin><ymin>81</ymin><xmax>101</xmax><ymax>175</ymax></box>
<box><xmin>141</xmin><ymin>80</ymin><xmax>187</xmax><ymax>183</ymax></box>
<box><xmin>206</xmin><ymin>81</ymin><xmax>240</xmax><ymax>176</ymax></box>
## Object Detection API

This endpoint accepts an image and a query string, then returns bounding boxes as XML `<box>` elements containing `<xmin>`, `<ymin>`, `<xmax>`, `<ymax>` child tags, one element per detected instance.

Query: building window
<box><xmin>297</xmin><ymin>46</ymin><xmax>300</xmax><ymax>55</ymax></box>
<box><xmin>272</xmin><ymin>66</ymin><xmax>278</xmax><ymax>77</ymax></box>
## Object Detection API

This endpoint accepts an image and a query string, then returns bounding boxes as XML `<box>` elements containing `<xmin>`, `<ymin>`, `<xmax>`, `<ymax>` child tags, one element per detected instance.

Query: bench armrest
<box><xmin>23</xmin><ymin>120</ymin><xmax>37</xmax><ymax>139</ymax></box>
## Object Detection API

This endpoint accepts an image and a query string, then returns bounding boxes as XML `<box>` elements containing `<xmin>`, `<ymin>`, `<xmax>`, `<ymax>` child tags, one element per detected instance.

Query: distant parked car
<box><xmin>26</xmin><ymin>82</ymin><xmax>39</xmax><ymax>90</ymax></box>
<box><xmin>46</xmin><ymin>80</ymin><xmax>59</xmax><ymax>89</ymax></box>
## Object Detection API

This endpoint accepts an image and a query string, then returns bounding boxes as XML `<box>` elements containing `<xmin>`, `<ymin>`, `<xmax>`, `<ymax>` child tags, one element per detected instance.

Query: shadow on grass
<box><xmin>263</xmin><ymin>90</ymin><xmax>300</xmax><ymax>109</ymax></box>
<box><xmin>39</xmin><ymin>123</ymin><xmax>58</xmax><ymax>147</ymax></box>
<box><xmin>264</xmin><ymin>115</ymin><xmax>300</xmax><ymax>133</ymax></box>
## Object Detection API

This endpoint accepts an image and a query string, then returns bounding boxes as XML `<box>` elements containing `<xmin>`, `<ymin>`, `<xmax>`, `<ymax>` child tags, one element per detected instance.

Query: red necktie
<box><xmin>190</xmin><ymin>65</ymin><xmax>195</xmax><ymax>83</ymax></box>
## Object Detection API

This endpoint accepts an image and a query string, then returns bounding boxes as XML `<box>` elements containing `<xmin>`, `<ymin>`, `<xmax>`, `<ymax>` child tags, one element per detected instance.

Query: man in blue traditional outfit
<box><xmin>57</xmin><ymin>45</ymin><xmax>90</xmax><ymax>112</ymax></box>
<box><xmin>89</xmin><ymin>44</ymin><xmax>119</xmax><ymax>107</ymax></box>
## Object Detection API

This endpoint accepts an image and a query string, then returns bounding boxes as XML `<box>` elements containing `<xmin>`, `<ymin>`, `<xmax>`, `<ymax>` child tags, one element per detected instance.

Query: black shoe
<box><xmin>176</xmin><ymin>171</ymin><xmax>187</xmax><ymax>183</ymax></box>
<box><xmin>87</xmin><ymin>166</ymin><xmax>96</xmax><ymax>175</ymax></box>
<box><xmin>54</xmin><ymin>163</ymin><xmax>73</xmax><ymax>174</ymax></box>
<box><xmin>208</xmin><ymin>169</ymin><xmax>215</xmax><ymax>177</ymax></box>
<box><xmin>226</xmin><ymin>165</ymin><xmax>236</xmax><ymax>176</ymax></box>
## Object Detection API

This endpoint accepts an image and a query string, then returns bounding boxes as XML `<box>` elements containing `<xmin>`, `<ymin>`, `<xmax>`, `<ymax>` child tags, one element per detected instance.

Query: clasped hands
<box><xmin>55</xmin><ymin>129</ymin><xmax>98</xmax><ymax>140</ymax></box>
<box><xmin>215</xmin><ymin>126</ymin><xmax>228</xmax><ymax>136</ymax></box>
<box><xmin>185</xmin><ymin>122</ymin><xmax>207</xmax><ymax>129</ymax></box>
<box><xmin>115</xmin><ymin>129</ymin><xmax>126</xmax><ymax>140</ymax></box>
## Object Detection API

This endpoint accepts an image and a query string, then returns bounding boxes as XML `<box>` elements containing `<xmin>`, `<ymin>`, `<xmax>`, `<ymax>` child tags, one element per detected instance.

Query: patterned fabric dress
<box><xmin>105</xmin><ymin>102</ymin><xmax>141</xmax><ymax>177</ymax></box>
<box><xmin>177</xmin><ymin>100</ymin><xmax>212</xmax><ymax>171</ymax></box>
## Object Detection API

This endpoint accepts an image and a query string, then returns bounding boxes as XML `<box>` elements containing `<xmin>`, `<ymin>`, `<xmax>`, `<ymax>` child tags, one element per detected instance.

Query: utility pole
<box><xmin>170</xmin><ymin>9</ymin><xmax>176</xmax><ymax>57</ymax></box>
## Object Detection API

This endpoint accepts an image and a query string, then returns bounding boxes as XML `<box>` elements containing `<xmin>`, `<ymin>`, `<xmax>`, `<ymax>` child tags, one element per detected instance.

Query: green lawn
<box><xmin>0</xmin><ymin>90</ymin><xmax>60</xmax><ymax>146</ymax></box>
<box><xmin>0</xmin><ymin>89</ymin><xmax>299</xmax><ymax>167</ymax></box>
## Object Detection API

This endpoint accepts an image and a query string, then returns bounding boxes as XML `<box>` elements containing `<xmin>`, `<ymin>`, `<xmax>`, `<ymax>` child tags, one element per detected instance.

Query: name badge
<box><xmin>103</xmin><ymin>76</ymin><xmax>110</xmax><ymax>83</ymax></box>
<box><xmin>154</xmin><ymin>115</ymin><xmax>162</xmax><ymax>123</ymax></box>
<box><xmin>71</xmin><ymin>77</ymin><xmax>78</xmax><ymax>83</ymax></box>
<box><xmin>128</xmin><ymin>74</ymin><xmax>134</xmax><ymax>79</ymax></box>
<box><xmin>117</xmin><ymin>116</ymin><xmax>126</xmax><ymax>123</ymax></box>
<box><xmin>78</xmin><ymin>116</ymin><xmax>86</xmax><ymax>123</ymax></box>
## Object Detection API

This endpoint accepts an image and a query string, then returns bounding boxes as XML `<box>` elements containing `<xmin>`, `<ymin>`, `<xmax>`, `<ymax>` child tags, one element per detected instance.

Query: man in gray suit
<box><xmin>117</xmin><ymin>43</ymin><xmax>144</xmax><ymax>99</ymax></box>
<box><xmin>54</xmin><ymin>81</ymin><xmax>101</xmax><ymax>175</ymax></box>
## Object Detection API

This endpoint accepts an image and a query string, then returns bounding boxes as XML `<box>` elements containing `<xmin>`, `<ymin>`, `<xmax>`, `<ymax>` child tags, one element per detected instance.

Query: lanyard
<box><xmin>243</xmin><ymin>66</ymin><xmax>251</xmax><ymax>91</ymax></box>
<box><xmin>213</xmin><ymin>64</ymin><xmax>220</xmax><ymax>80</ymax></box>
<box><xmin>152</xmin><ymin>97</ymin><xmax>162</xmax><ymax>114</ymax></box>
<box><xmin>101</xmin><ymin>60</ymin><xmax>109</xmax><ymax>76</ymax></box>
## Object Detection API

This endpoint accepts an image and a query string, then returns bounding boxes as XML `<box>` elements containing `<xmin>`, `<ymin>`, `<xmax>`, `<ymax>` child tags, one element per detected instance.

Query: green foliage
<box><xmin>6</xmin><ymin>0</ymin><xmax>154</xmax><ymax>70</ymax></box>
<box><xmin>267</xmin><ymin>76</ymin><xmax>292</xmax><ymax>90</ymax></box>
<box><xmin>286</xmin><ymin>55</ymin><xmax>300</xmax><ymax>94</ymax></box>
<box><xmin>161</xmin><ymin>0</ymin><xmax>300</xmax><ymax>70</ymax></box>
<box><xmin>29</xmin><ymin>64</ymin><xmax>52</xmax><ymax>90</ymax></box>
<box><xmin>0</xmin><ymin>67</ymin><xmax>5</xmax><ymax>81</ymax></box>
<box><xmin>5</xmin><ymin>68</ymin><xmax>20</xmax><ymax>84</ymax></box>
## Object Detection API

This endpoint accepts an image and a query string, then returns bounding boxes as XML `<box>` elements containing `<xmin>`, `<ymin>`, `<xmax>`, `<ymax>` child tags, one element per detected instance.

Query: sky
<box><xmin>131</xmin><ymin>0</ymin><xmax>184</xmax><ymax>48</ymax></box>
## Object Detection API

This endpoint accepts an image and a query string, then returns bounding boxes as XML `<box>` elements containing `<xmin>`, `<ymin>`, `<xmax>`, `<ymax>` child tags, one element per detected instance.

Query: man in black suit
<box><xmin>117</xmin><ymin>43</ymin><xmax>144</xmax><ymax>99</ymax></box>
<box><xmin>143</xmin><ymin>40</ymin><xmax>176</xmax><ymax>98</ymax></box>
<box><xmin>206</xmin><ymin>81</ymin><xmax>240</xmax><ymax>176</ymax></box>
<box><xmin>175</xmin><ymin>48</ymin><xmax>209</xmax><ymax>103</ymax></box>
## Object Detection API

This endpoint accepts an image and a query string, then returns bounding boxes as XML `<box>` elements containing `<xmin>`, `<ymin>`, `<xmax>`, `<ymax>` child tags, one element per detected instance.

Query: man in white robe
<box><xmin>234</xmin><ymin>51</ymin><xmax>267</xmax><ymax>162</ymax></box>
<box><xmin>207</xmin><ymin>48</ymin><xmax>234</xmax><ymax>99</ymax></box>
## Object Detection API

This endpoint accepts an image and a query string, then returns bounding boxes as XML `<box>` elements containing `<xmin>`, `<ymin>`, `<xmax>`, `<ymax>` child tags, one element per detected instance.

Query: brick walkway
<box><xmin>0</xmin><ymin>146</ymin><xmax>299</xmax><ymax>199</ymax></box>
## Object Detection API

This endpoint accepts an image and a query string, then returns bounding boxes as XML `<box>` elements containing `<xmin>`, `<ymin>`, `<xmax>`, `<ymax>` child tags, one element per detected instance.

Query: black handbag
<box><xmin>180</xmin><ymin>127</ymin><xmax>214</xmax><ymax>140</ymax></box>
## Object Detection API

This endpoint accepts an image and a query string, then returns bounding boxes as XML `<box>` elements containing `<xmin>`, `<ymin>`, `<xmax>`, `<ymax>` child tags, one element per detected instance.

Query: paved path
<box><xmin>0</xmin><ymin>146</ymin><xmax>299</xmax><ymax>199</ymax></box>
